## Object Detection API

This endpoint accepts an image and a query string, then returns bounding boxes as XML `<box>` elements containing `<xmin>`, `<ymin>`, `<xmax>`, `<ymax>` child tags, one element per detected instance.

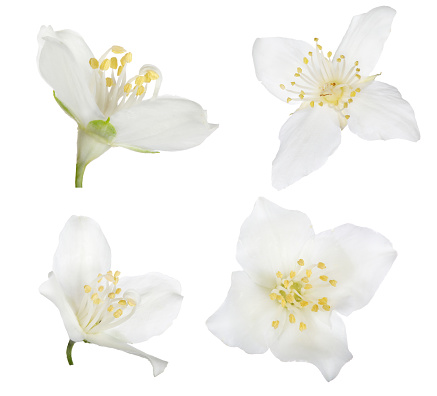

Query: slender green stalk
<box><xmin>75</xmin><ymin>163</ymin><xmax>86</xmax><ymax>188</ymax></box>
<box><xmin>66</xmin><ymin>340</ymin><xmax>75</xmax><ymax>365</ymax></box>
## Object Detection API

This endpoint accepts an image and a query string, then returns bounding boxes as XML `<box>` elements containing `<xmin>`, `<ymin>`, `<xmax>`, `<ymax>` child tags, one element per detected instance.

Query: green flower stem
<box><xmin>75</xmin><ymin>163</ymin><xmax>86</xmax><ymax>188</ymax></box>
<box><xmin>66</xmin><ymin>340</ymin><xmax>75</xmax><ymax>365</ymax></box>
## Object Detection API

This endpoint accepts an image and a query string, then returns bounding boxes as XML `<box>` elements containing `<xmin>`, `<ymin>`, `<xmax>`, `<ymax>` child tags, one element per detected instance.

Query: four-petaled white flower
<box><xmin>37</xmin><ymin>26</ymin><xmax>218</xmax><ymax>187</ymax></box>
<box><xmin>39</xmin><ymin>216</ymin><xmax>182</xmax><ymax>376</ymax></box>
<box><xmin>252</xmin><ymin>6</ymin><xmax>420</xmax><ymax>189</ymax></box>
<box><xmin>207</xmin><ymin>198</ymin><xmax>396</xmax><ymax>381</ymax></box>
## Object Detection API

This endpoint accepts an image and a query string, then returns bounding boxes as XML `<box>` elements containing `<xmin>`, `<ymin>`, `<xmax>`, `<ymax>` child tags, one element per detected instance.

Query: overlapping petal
<box><xmin>237</xmin><ymin>198</ymin><xmax>314</xmax><ymax>288</ymax></box>
<box><xmin>334</xmin><ymin>6</ymin><xmax>396</xmax><ymax>77</ymax></box>
<box><xmin>111</xmin><ymin>96</ymin><xmax>218</xmax><ymax>152</ymax></box>
<box><xmin>53</xmin><ymin>216</ymin><xmax>111</xmax><ymax>311</ymax></box>
<box><xmin>206</xmin><ymin>271</ymin><xmax>286</xmax><ymax>353</ymax></box>
<box><xmin>272</xmin><ymin>105</ymin><xmax>341</xmax><ymax>190</ymax></box>
<box><xmin>253</xmin><ymin>38</ymin><xmax>314</xmax><ymax>102</ymax></box>
<box><xmin>348</xmin><ymin>82</ymin><xmax>420</xmax><ymax>141</ymax></box>
<box><xmin>107</xmin><ymin>273</ymin><xmax>183</xmax><ymax>343</ymax></box>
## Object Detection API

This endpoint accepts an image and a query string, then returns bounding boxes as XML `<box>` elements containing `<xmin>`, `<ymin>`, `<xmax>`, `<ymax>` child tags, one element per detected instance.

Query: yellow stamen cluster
<box><xmin>270</xmin><ymin>258</ymin><xmax>338</xmax><ymax>331</ymax></box>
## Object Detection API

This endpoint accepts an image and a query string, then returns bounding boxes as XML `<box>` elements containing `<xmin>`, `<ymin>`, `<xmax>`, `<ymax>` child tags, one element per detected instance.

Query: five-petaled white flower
<box><xmin>37</xmin><ymin>26</ymin><xmax>218</xmax><ymax>187</ymax></box>
<box><xmin>252</xmin><ymin>6</ymin><xmax>420</xmax><ymax>189</ymax></box>
<box><xmin>207</xmin><ymin>198</ymin><xmax>396</xmax><ymax>381</ymax></box>
<box><xmin>39</xmin><ymin>216</ymin><xmax>182</xmax><ymax>376</ymax></box>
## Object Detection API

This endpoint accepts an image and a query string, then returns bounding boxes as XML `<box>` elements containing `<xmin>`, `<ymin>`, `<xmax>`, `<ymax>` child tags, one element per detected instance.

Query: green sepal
<box><xmin>53</xmin><ymin>91</ymin><xmax>80</xmax><ymax>124</ymax></box>
<box><xmin>86</xmin><ymin>118</ymin><xmax>117</xmax><ymax>144</ymax></box>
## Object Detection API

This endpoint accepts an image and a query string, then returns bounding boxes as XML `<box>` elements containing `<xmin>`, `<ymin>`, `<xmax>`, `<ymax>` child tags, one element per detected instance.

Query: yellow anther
<box><xmin>308</xmin><ymin>51</ymin><xmax>313</xmax><ymax>56</ymax></box>
<box><xmin>272</xmin><ymin>320</ymin><xmax>279</xmax><ymax>329</ymax></box>
<box><xmin>276</xmin><ymin>295</ymin><xmax>282</xmax><ymax>301</ymax></box>
<box><xmin>356</xmin><ymin>74</ymin><xmax>361</xmax><ymax>79</ymax></box>
<box><xmin>356</xmin><ymin>88</ymin><xmax>361</xmax><ymax>92</ymax></box>
<box><xmin>327</xmin><ymin>51</ymin><xmax>332</xmax><ymax>58</ymax></box>
<box><xmin>105</xmin><ymin>274</ymin><xmax>114</xmax><ymax>282</ymax></box>
<box><xmin>329</xmin><ymin>280</ymin><xmax>337</xmax><ymax>287</ymax></box>
<box><xmin>317</xmin><ymin>45</ymin><xmax>322</xmax><ymax>50</ymax></box>
<box><xmin>294</xmin><ymin>73</ymin><xmax>300</xmax><ymax>77</ymax></box>
<box><xmin>297</xmin><ymin>67</ymin><xmax>302</xmax><ymax>73</ymax></box>
<box><xmin>107</xmin><ymin>305</ymin><xmax>114</xmax><ymax>312</ymax></box>
<box><xmin>297</xmin><ymin>259</ymin><xmax>304</xmax><ymax>266</ymax></box>
<box><xmin>287</xmin><ymin>97</ymin><xmax>292</xmax><ymax>103</ymax></box>
<box><xmin>128</xmin><ymin>299</ymin><xmax>136</xmax><ymax>307</ymax></box>
<box><xmin>276</xmin><ymin>271</ymin><xmax>283</xmax><ymax>279</ymax></box>
<box><xmin>348</xmin><ymin>98</ymin><xmax>353</xmax><ymax>103</ymax></box>
<box><xmin>113</xmin><ymin>309</ymin><xmax>123</xmax><ymax>318</ymax></box>
<box><xmin>318</xmin><ymin>102</ymin><xmax>323</xmax><ymax>106</ymax></box>
<box><xmin>323</xmin><ymin>305</ymin><xmax>331</xmax><ymax>311</ymax></box>
<box><xmin>108</xmin><ymin>293</ymin><xmax>115</xmax><ymax>299</ymax></box>
<box><xmin>286</xmin><ymin>294</ymin><xmax>294</xmax><ymax>303</ymax></box>
<box><xmin>116</xmin><ymin>288</ymin><xmax>121</xmax><ymax>294</ymax></box>
<box><xmin>106</xmin><ymin>77</ymin><xmax>113</xmax><ymax>87</ymax></box>
<box><xmin>279</xmin><ymin>84</ymin><xmax>285</xmax><ymax>90</ymax></box>
<box><xmin>118</xmin><ymin>300</ymin><xmax>127</xmax><ymax>306</ymax></box>
<box><xmin>290</xmin><ymin>82</ymin><xmax>296</xmax><ymax>86</ymax></box>
<box><xmin>318</xmin><ymin>297</ymin><xmax>328</xmax><ymax>305</ymax></box>
<box><xmin>283</xmin><ymin>280</ymin><xmax>289</xmax><ymax>288</ymax></box>
<box><xmin>270</xmin><ymin>293</ymin><xmax>277</xmax><ymax>300</ymax></box>
<box><xmin>310</xmin><ymin>101</ymin><xmax>314</xmax><ymax>108</ymax></box>
<box><xmin>281</xmin><ymin>299</ymin><xmax>286</xmax><ymax>308</ymax></box>
<box><xmin>343</xmin><ymin>102</ymin><xmax>349</xmax><ymax>108</ymax></box>
<box><xmin>306</xmin><ymin>270</ymin><xmax>312</xmax><ymax>278</ymax></box>
<box><xmin>312</xmin><ymin>304</ymin><xmax>319</xmax><ymax>312</ymax></box>
<box><xmin>303</xmin><ymin>57</ymin><xmax>309</xmax><ymax>64</ymax></box>
<box><xmin>91</xmin><ymin>293</ymin><xmax>98</xmax><ymax>301</ymax></box>
<box><xmin>300</xmin><ymin>301</ymin><xmax>309</xmax><ymax>307</ymax></box>
<box><xmin>98</xmin><ymin>286</ymin><xmax>104</xmax><ymax>292</ymax></box>
<box><xmin>301</xmin><ymin>277</ymin><xmax>309</xmax><ymax>283</ymax></box>
<box><xmin>110</xmin><ymin>57</ymin><xmax>118</xmax><ymax>69</ymax></box>
<box><xmin>107</xmin><ymin>271</ymin><xmax>113</xmax><ymax>275</ymax></box>
<box><xmin>320</xmin><ymin>275</ymin><xmax>328</xmax><ymax>281</ymax></box>
<box><xmin>93</xmin><ymin>298</ymin><xmax>102</xmax><ymax>305</ymax></box>
<box><xmin>100</xmin><ymin>59</ymin><xmax>110</xmax><ymax>71</ymax></box>
<box><xmin>97</xmin><ymin>274</ymin><xmax>103</xmax><ymax>282</ymax></box>
<box><xmin>304</xmin><ymin>284</ymin><xmax>313</xmax><ymax>290</ymax></box>
<box><xmin>114</xmin><ymin>270</ymin><xmax>120</xmax><ymax>278</ymax></box>
<box><xmin>340</xmin><ymin>55</ymin><xmax>345</xmax><ymax>59</ymax></box>
<box><xmin>299</xmin><ymin>94</ymin><xmax>304</xmax><ymax>99</ymax></box>
<box><xmin>146</xmin><ymin>70</ymin><xmax>159</xmax><ymax>80</ymax></box>
<box><xmin>337</xmin><ymin>58</ymin><xmax>341</xmax><ymax>62</ymax></box>
<box><xmin>299</xmin><ymin>322</ymin><xmax>307</xmax><ymax>331</ymax></box>
<box><xmin>345</xmin><ymin>115</ymin><xmax>350</xmax><ymax>120</ymax></box>
<box><xmin>350</xmin><ymin>91</ymin><xmax>356</xmax><ymax>97</ymax></box>
<box><xmin>289</xmin><ymin>271</ymin><xmax>296</xmax><ymax>279</ymax></box>
<box><xmin>135</xmin><ymin>76</ymin><xmax>146</xmax><ymax>85</ymax></box>
<box><xmin>356</xmin><ymin>68</ymin><xmax>361</xmax><ymax>72</ymax></box>
<box><xmin>113</xmin><ymin>277</ymin><xmax>119</xmax><ymax>285</ymax></box>
<box><xmin>317</xmin><ymin>262</ymin><xmax>326</xmax><ymax>269</ymax></box>
<box><xmin>120</xmin><ymin>52</ymin><xmax>132</xmax><ymax>66</ymax></box>
<box><xmin>117</xmin><ymin>65</ymin><xmax>124</xmax><ymax>76</ymax></box>
<box><xmin>354</xmin><ymin>61</ymin><xmax>359</xmax><ymax>66</ymax></box>
<box><xmin>84</xmin><ymin>285</ymin><xmax>91</xmax><ymax>293</ymax></box>
<box><xmin>314</xmin><ymin>38</ymin><xmax>319</xmax><ymax>42</ymax></box>
<box><xmin>289</xmin><ymin>314</ymin><xmax>296</xmax><ymax>323</ymax></box>
<box><xmin>124</xmin><ymin>83</ymin><xmax>132</xmax><ymax>93</ymax></box>
<box><xmin>111</xmin><ymin>45</ymin><xmax>126</xmax><ymax>54</ymax></box>
<box><xmin>89</xmin><ymin>58</ymin><xmax>99</xmax><ymax>69</ymax></box>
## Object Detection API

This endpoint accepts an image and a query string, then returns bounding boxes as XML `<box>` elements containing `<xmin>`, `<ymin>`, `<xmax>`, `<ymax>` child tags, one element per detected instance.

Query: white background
<box><xmin>0</xmin><ymin>0</ymin><xmax>434</xmax><ymax>394</ymax></box>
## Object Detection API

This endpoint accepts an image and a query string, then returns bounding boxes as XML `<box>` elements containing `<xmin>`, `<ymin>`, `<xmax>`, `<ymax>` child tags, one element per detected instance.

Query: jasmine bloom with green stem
<box><xmin>40</xmin><ymin>216</ymin><xmax>183</xmax><ymax>376</ymax></box>
<box><xmin>37</xmin><ymin>26</ymin><xmax>218</xmax><ymax>187</ymax></box>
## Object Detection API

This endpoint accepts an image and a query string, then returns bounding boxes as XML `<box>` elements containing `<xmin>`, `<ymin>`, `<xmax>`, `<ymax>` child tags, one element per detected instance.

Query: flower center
<box><xmin>279</xmin><ymin>38</ymin><xmax>377</xmax><ymax>126</ymax></box>
<box><xmin>78</xmin><ymin>270</ymin><xmax>139</xmax><ymax>334</ymax></box>
<box><xmin>270</xmin><ymin>259</ymin><xmax>337</xmax><ymax>331</ymax></box>
<box><xmin>88</xmin><ymin>45</ymin><xmax>161</xmax><ymax>117</ymax></box>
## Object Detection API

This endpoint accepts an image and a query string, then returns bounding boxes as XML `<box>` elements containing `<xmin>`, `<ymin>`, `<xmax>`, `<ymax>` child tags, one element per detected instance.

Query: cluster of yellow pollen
<box><xmin>78</xmin><ymin>270</ymin><xmax>138</xmax><ymax>334</ymax></box>
<box><xmin>270</xmin><ymin>259</ymin><xmax>337</xmax><ymax>332</ymax></box>
<box><xmin>87</xmin><ymin>45</ymin><xmax>160</xmax><ymax>117</ymax></box>
<box><xmin>279</xmin><ymin>38</ymin><xmax>373</xmax><ymax>124</ymax></box>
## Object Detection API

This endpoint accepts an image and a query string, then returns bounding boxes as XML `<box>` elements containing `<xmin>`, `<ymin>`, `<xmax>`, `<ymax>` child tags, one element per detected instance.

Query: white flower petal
<box><xmin>272</xmin><ymin>106</ymin><xmax>341</xmax><ymax>189</ymax></box>
<box><xmin>37</xmin><ymin>26</ymin><xmax>103</xmax><ymax>127</ymax></box>
<box><xmin>252</xmin><ymin>37</ymin><xmax>314</xmax><ymax>102</ymax></box>
<box><xmin>206</xmin><ymin>271</ymin><xmax>286</xmax><ymax>354</ymax></box>
<box><xmin>334</xmin><ymin>6</ymin><xmax>396</xmax><ymax>77</ymax></box>
<box><xmin>39</xmin><ymin>272</ymin><xmax>85</xmax><ymax>342</ymax></box>
<box><xmin>348</xmin><ymin>81</ymin><xmax>420</xmax><ymax>141</ymax></box>
<box><xmin>237</xmin><ymin>198</ymin><xmax>314</xmax><ymax>287</ymax></box>
<box><xmin>270</xmin><ymin>313</ymin><xmax>352</xmax><ymax>381</ymax></box>
<box><xmin>303</xmin><ymin>224</ymin><xmax>396</xmax><ymax>316</ymax></box>
<box><xmin>53</xmin><ymin>216</ymin><xmax>111</xmax><ymax>311</ymax></box>
<box><xmin>111</xmin><ymin>96</ymin><xmax>217</xmax><ymax>151</ymax></box>
<box><xmin>85</xmin><ymin>333</ymin><xmax>168</xmax><ymax>376</ymax></box>
<box><xmin>107</xmin><ymin>273</ymin><xmax>183</xmax><ymax>343</ymax></box>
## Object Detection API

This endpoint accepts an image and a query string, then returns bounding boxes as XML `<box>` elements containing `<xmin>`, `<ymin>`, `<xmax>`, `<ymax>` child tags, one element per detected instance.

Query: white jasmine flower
<box><xmin>37</xmin><ymin>26</ymin><xmax>218</xmax><ymax>187</ymax></box>
<box><xmin>253</xmin><ymin>6</ymin><xmax>420</xmax><ymax>189</ymax></box>
<box><xmin>207</xmin><ymin>198</ymin><xmax>396</xmax><ymax>381</ymax></box>
<box><xmin>40</xmin><ymin>216</ymin><xmax>182</xmax><ymax>376</ymax></box>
